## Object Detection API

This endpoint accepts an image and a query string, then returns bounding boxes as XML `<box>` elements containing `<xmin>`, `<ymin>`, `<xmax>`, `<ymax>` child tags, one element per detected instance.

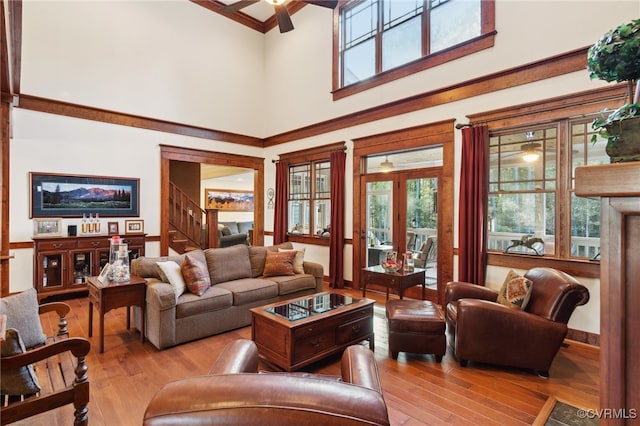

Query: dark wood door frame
<box><xmin>160</xmin><ymin>145</ymin><xmax>265</xmax><ymax>256</ymax></box>
<box><xmin>352</xmin><ymin>120</ymin><xmax>454</xmax><ymax>304</ymax></box>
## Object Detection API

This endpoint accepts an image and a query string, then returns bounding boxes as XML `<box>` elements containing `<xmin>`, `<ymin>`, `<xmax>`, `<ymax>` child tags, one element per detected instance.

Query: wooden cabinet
<box><xmin>33</xmin><ymin>235</ymin><xmax>145</xmax><ymax>301</ymax></box>
<box><xmin>575</xmin><ymin>163</ymin><xmax>639</xmax><ymax>425</ymax></box>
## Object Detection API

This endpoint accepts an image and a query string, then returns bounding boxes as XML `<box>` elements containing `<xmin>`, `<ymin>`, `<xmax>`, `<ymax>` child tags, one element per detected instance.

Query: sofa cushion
<box><xmin>156</xmin><ymin>261</ymin><xmax>186</xmax><ymax>299</ymax></box>
<box><xmin>175</xmin><ymin>286</ymin><xmax>233</xmax><ymax>319</ymax></box>
<box><xmin>216</xmin><ymin>278</ymin><xmax>278</xmax><ymax>305</ymax></box>
<box><xmin>181</xmin><ymin>255</ymin><xmax>211</xmax><ymax>296</ymax></box>
<box><xmin>497</xmin><ymin>270</ymin><xmax>533</xmax><ymax>310</ymax></box>
<box><xmin>278</xmin><ymin>248</ymin><xmax>305</xmax><ymax>274</ymax></box>
<box><xmin>220</xmin><ymin>222</ymin><xmax>240</xmax><ymax>234</ymax></box>
<box><xmin>0</xmin><ymin>288</ymin><xmax>46</xmax><ymax>350</ymax></box>
<box><xmin>249</xmin><ymin>246</ymin><xmax>268</xmax><ymax>278</ymax></box>
<box><xmin>263</xmin><ymin>250</ymin><xmax>296</xmax><ymax>277</ymax></box>
<box><xmin>205</xmin><ymin>245</ymin><xmax>252</xmax><ymax>285</ymax></box>
<box><xmin>0</xmin><ymin>328</ymin><xmax>41</xmax><ymax>396</ymax></box>
<box><xmin>267</xmin><ymin>274</ymin><xmax>317</xmax><ymax>296</ymax></box>
<box><xmin>237</xmin><ymin>221</ymin><xmax>253</xmax><ymax>234</ymax></box>
<box><xmin>221</xmin><ymin>226</ymin><xmax>232</xmax><ymax>236</ymax></box>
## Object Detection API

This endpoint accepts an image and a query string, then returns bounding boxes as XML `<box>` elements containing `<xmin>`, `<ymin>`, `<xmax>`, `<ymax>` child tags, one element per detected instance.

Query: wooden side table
<box><xmin>87</xmin><ymin>275</ymin><xmax>146</xmax><ymax>353</ymax></box>
<box><xmin>362</xmin><ymin>265</ymin><xmax>426</xmax><ymax>300</ymax></box>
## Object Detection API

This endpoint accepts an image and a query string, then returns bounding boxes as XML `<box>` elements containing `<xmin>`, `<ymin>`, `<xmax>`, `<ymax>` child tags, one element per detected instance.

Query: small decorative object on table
<box><xmin>403</xmin><ymin>251</ymin><xmax>414</xmax><ymax>271</ymax></box>
<box><xmin>381</xmin><ymin>251</ymin><xmax>402</xmax><ymax>272</ymax></box>
<box><xmin>108</xmin><ymin>236</ymin><xmax>130</xmax><ymax>282</ymax></box>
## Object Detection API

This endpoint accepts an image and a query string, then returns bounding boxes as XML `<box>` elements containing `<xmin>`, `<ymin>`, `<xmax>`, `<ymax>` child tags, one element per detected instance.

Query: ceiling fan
<box><xmin>220</xmin><ymin>0</ymin><xmax>339</xmax><ymax>33</ymax></box>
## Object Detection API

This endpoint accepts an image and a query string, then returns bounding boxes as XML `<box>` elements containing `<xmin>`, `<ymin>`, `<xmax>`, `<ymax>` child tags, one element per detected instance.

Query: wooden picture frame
<box><xmin>30</xmin><ymin>172</ymin><xmax>140</xmax><ymax>218</ymax></box>
<box><xmin>33</xmin><ymin>218</ymin><xmax>63</xmax><ymax>237</ymax></box>
<box><xmin>124</xmin><ymin>219</ymin><xmax>144</xmax><ymax>234</ymax></box>
<box><xmin>108</xmin><ymin>222</ymin><xmax>119</xmax><ymax>236</ymax></box>
<box><xmin>204</xmin><ymin>188</ymin><xmax>254</xmax><ymax>212</ymax></box>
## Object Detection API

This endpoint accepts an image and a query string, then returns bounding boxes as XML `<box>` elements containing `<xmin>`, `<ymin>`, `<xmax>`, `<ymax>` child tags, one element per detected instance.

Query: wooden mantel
<box><xmin>575</xmin><ymin>162</ymin><xmax>640</xmax><ymax>425</ymax></box>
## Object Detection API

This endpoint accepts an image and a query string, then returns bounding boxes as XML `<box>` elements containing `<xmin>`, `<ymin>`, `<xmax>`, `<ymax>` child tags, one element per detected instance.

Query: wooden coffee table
<box><xmin>250</xmin><ymin>292</ymin><xmax>375</xmax><ymax>372</ymax></box>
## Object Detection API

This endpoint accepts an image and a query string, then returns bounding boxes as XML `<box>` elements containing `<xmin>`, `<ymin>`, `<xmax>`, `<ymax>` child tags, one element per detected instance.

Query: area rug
<box><xmin>534</xmin><ymin>395</ymin><xmax>599</xmax><ymax>425</ymax></box>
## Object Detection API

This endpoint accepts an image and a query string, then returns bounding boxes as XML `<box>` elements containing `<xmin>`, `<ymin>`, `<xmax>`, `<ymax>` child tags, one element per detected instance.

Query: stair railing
<box><xmin>169</xmin><ymin>182</ymin><xmax>211</xmax><ymax>249</ymax></box>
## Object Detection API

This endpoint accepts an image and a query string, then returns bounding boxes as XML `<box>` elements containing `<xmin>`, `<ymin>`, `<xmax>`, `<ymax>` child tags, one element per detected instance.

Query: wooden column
<box><xmin>575</xmin><ymin>162</ymin><xmax>640</xmax><ymax>424</ymax></box>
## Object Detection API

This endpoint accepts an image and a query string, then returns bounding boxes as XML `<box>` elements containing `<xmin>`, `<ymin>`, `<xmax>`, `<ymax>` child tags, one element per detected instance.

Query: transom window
<box><xmin>488</xmin><ymin>118</ymin><xmax>607</xmax><ymax>260</ymax></box>
<box><xmin>336</xmin><ymin>0</ymin><xmax>490</xmax><ymax>95</ymax></box>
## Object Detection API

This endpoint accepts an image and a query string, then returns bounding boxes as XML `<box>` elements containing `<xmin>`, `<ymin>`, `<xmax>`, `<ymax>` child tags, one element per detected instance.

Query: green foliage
<box><xmin>588</xmin><ymin>19</ymin><xmax>640</xmax><ymax>146</ymax></box>
<box><xmin>590</xmin><ymin>102</ymin><xmax>640</xmax><ymax>144</ymax></box>
<box><xmin>587</xmin><ymin>18</ymin><xmax>640</xmax><ymax>83</ymax></box>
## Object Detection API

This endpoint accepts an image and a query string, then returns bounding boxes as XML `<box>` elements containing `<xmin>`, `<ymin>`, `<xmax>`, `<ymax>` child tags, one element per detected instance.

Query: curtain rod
<box><xmin>272</xmin><ymin>146</ymin><xmax>347</xmax><ymax>163</ymax></box>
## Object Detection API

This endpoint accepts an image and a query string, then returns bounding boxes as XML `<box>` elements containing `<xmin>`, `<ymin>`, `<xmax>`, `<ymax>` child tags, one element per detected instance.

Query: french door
<box><xmin>361</xmin><ymin>169</ymin><xmax>441</xmax><ymax>301</ymax></box>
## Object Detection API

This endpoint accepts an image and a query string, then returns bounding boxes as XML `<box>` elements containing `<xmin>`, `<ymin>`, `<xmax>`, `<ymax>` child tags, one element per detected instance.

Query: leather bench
<box><xmin>386</xmin><ymin>299</ymin><xmax>446</xmax><ymax>361</ymax></box>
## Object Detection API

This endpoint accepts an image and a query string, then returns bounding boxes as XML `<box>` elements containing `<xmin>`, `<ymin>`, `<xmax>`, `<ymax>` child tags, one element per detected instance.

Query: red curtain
<box><xmin>329</xmin><ymin>150</ymin><xmax>346</xmax><ymax>288</ymax></box>
<box><xmin>273</xmin><ymin>160</ymin><xmax>288</xmax><ymax>245</ymax></box>
<box><xmin>458</xmin><ymin>125</ymin><xmax>489</xmax><ymax>285</ymax></box>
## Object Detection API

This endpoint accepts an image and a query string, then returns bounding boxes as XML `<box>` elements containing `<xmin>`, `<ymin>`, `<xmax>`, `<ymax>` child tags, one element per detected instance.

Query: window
<box><xmin>288</xmin><ymin>161</ymin><xmax>331</xmax><ymax>237</ymax></box>
<box><xmin>488</xmin><ymin>118</ymin><xmax>607</xmax><ymax>260</ymax></box>
<box><xmin>336</xmin><ymin>0</ymin><xmax>493</xmax><ymax>96</ymax></box>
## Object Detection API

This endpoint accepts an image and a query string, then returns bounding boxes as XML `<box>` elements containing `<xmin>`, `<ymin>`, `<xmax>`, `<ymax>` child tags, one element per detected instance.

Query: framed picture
<box><xmin>204</xmin><ymin>189</ymin><xmax>254</xmax><ymax>212</ymax></box>
<box><xmin>97</xmin><ymin>263</ymin><xmax>111</xmax><ymax>284</ymax></box>
<box><xmin>30</xmin><ymin>172</ymin><xmax>140</xmax><ymax>218</ymax></box>
<box><xmin>33</xmin><ymin>218</ymin><xmax>63</xmax><ymax>237</ymax></box>
<box><xmin>108</xmin><ymin>222</ymin><xmax>119</xmax><ymax>236</ymax></box>
<box><xmin>124</xmin><ymin>219</ymin><xmax>144</xmax><ymax>234</ymax></box>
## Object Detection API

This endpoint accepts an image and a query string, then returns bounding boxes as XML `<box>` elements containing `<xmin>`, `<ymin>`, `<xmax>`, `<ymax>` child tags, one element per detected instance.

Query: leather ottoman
<box><xmin>386</xmin><ymin>299</ymin><xmax>446</xmax><ymax>362</ymax></box>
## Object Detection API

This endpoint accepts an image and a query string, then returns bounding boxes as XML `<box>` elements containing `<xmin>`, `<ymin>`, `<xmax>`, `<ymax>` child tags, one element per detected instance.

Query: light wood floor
<box><xmin>19</xmin><ymin>285</ymin><xmax>599</xmax><ymax>426</ymax></box>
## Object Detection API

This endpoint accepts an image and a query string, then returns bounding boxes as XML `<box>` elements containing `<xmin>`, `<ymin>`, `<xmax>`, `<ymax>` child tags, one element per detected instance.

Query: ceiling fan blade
<box><xmin>220</xmin><ymin>0</ymin><xmax>261</xmax><ymax>14</ymax></box>
<box><xmin>275</xmin><ymin>5</ymin><xmax>294</xmax><ymax>33</ymax></box>
<box><xmin>303</xmin><ymin>0</ymin><xmax>339</xmax><ymax>9</ymax></box>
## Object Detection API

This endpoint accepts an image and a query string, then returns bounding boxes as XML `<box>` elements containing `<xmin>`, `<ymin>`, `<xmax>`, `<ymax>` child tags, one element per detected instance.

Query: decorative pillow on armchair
<box><xmin>0</xmin><ymin>288</ymin><xmax>46</xmax><ymax>349</ymax></box>
<box><xmin>0</xmin><ymin>328</ymin><xmax>41</xmax><ymax>396</ymax></box>
<box><xmin>497</xmin><ymin>270</ymin><xmax>533</xmax><ymax>310</ymax></box>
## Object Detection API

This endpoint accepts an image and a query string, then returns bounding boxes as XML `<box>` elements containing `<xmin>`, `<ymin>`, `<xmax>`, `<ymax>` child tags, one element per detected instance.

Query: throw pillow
<box><xmin>0</xmin><ymin>328</ymin><xmax>41</xmax><ymax>396</ymax></box>
<box><xmin>0</xmin><ymin>288</ymin><xmax>46</xmax><ymax>349</ymax></box>
<box><xmin>278</xmin><ymin>248</ymin><xmax>305</xmax><ymax>274</ymax></box>
<box><xmin>156</xmin><ymin>261</ymin><xmax>186</xmax><ymax>299</ymax></box>
<box><xmin>262</xmin><ymin>250</ymin><xmax>297</xmax><ymax>277</ymax></box>
<box><xmin>181</xmin><ymin>255</ymin><xmax>211</xmax><ymax>296</ymax></box>
<box><xmin>221</xmin><ymin>226</ymin><xmax>232</xmax><ymax>236</ymax></box>
<box><xmin>497</xmin><ymin>270</ymin><xmax>533</xmax><ymax>310</ymax></box>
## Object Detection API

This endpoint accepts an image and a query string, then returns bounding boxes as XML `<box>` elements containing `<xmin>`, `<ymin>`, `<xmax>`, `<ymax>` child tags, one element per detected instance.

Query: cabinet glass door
<box><xmin>39</xmin><ymin>253</ymin><xmax>65</xmax><ymax>291</ymax></box>
<box><xmin>71</xmin><ymin>250</ymin><xmax>91</xmax><ymax>285</ymax></box>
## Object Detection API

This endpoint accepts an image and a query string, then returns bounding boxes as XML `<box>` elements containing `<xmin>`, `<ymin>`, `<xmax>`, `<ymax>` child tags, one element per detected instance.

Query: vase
<box><xmin>605</xmin><ymin>116</ymin><xmax>640</xmax><ymax>163</ymax></box>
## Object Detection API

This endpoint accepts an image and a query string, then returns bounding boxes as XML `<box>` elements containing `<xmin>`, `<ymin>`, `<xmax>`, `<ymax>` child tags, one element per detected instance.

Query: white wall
<box><xmin>10</xmin><ymin>0</ymin><xmax>639</xmax><ymax>335</ymax></box>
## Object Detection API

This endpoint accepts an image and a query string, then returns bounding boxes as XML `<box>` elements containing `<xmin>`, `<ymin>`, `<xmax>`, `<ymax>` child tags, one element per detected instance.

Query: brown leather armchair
<box><xmin>445</xmin><ymin>267</ymin><xmax>590</xmax><ymax>377</ymax></box>
<box><xmin>143</xmin><ymin>339</ymin><xmax>390</xmax><ymax>425</ymax></box>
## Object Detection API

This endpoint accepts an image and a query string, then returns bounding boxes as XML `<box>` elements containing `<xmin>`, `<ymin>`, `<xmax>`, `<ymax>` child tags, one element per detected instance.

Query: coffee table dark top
<box><xmin>263</xmin><ymin>292</ymin><xmax>361</xmax><ymax>322</ymax></box>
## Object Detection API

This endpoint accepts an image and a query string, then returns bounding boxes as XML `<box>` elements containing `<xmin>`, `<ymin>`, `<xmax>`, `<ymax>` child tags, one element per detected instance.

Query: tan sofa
<box><xmin>143</xmin><ymin>339</ymin><xmax>390</xmax><ymax>425</ymax></box>
<box><xmin>131</xmin><ymin>243</ymin><xmax>323</xmax><ymax>350</ymax></box>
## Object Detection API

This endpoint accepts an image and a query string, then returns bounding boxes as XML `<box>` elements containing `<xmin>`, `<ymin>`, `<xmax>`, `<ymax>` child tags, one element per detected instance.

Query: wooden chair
<box><xmin>1</xmin><ymin>298</ymin><xmax>90</xmax><ymax>425</ymax></box>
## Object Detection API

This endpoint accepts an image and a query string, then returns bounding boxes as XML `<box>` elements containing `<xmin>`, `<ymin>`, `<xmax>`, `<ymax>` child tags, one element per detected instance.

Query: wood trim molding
<box><xmin>13</xmin><ymin>48</ymin><xmax>590</xmax><ymax>153</ymax></box>
<box><xmin>190</xmin><ymin>0</ymin><xmax>309</xmax><ymax>34</ymax></box>
<box><xmin>1</xmin><ymin>0</ymin><xmax>22</xmax><ymax>96</ymax></box>
<box><xmin>1</xmin><ymin>99</ymin><xmax>9</xmax><ymax>297</ymax></box>
<box><xmin>265</xmin><ymin>47</ymin><xmax>590</xmax><ymax>146</ymax></box>
<box><xmin>16</xmin><ymin>95</ymin><xmax>263</xmax><ymax>147</ymax></box>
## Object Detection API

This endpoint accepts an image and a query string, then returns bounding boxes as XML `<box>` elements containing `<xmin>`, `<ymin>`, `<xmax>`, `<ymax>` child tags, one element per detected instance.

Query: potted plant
<box><xmin>587</xmin><ymin>18</ymin><xmax>640</xmax><ymax>162</ymax></box>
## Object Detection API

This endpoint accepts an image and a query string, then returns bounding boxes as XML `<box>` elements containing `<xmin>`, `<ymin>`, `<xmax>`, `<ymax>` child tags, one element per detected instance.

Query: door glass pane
<box><xmin>407</xmin><ymin>177</ymin><xmax>438</xmax><ymax>288</ymax></box>
<box><xmin>366</xmin><ymin>181</ymin><xmax>393</xmax><ymax>266</ymax></box>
